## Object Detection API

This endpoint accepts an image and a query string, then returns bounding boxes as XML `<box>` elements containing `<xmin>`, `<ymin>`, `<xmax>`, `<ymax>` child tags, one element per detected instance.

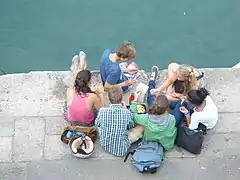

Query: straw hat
<box><xmin>69</xmin><ymin>135</ymin><xmax>94</xmax><ymax>158</ymax></box>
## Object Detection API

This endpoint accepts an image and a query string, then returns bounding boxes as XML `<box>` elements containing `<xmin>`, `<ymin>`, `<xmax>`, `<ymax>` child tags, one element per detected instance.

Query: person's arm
<box><xmin>66</xmin><ymin>88</ymin><xmax>74</xmax><ymax>106</ymax></box>
<box><xmin>104</xmin><ymin>70</ymin><xmax>135</xmax><ymax>91</ymax></box>
<box><xmin>129</xmin><ymin>101</ymin><xmax>148</xmax><ymax>126</ymax></box>
<box><xmin>187</xmin><ymin>113</ymin><xmax>200</xmax><ymax>130</ymax></box>
<box><xmin>179</xmin><ymin>106</ymin><xmax>198</xmax><ymax>129</ymax></box>
<box><xmin>104</xmin><ymin>69</ymin><xmax>124</xmax><ymax>91</ymax></box>
<box><xmin>184</xmin><ymin>112</ymin><xmax>191</xmax><ymax>126</ymax></box>
<box><xmin>157</xmin><ymin>63</ymin><xmax>178</xmax><ymax>92</ymax></box>
<box><xmin>93</xmin><ymin>93</ymin><xmax>104</xmax><ymax>110</ymax></box>
<box><xmin>104</xmin><ymin>81</ymin><xmax>129</xmax><ymax>91</ymax></box>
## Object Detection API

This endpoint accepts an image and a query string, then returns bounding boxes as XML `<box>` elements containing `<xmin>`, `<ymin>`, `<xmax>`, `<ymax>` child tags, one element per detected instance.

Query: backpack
<box><xmin>61</xmin><ymin>126</ymin><xmax>97</xmax><ymax>145</ymax></box>
<box><xmin>175</xmin><ymin>122</ymin><xmax>207</xmax><ymax>154</ymax></box>
<box><xmin>124</xmin><ymin>141</ymin><xmax>164</xmax><ymax>174</ymax></box>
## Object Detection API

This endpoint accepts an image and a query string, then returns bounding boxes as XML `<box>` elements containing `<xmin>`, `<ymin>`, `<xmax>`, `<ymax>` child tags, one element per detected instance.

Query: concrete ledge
<box><xmin>0</xmin><ymin>68</ymin><xmax>240</xmax><ymax>162</ymax></box>
<box><xmin>0</xmin><ymin>68</ymin><xmax>239</xmax><ymax>117</ymax></box>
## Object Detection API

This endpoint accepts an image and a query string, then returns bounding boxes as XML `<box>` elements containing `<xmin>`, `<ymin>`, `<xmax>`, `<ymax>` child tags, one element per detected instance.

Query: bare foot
<box><xmin>79</xmin><ymin>51</ymin><xmax>87</xmax><ymax>70</ymax></box>
<box><xmin>70</xmin><ymin>55</ymin><xmax>80</xmax><ymax>74</ymax></box>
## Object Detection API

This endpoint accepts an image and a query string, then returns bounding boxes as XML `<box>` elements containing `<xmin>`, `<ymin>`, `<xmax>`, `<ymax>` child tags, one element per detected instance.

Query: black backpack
<box><xmin>175</xmin><ymin>122</ymin><xmax>207</xmax><ymax>154</ymax></box>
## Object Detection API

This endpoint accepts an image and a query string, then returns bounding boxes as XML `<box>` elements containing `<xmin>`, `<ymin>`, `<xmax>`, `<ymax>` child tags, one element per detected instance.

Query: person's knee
<box><xmin>127</xmin><ymin>125</ymin><xmax>144</xmax><ymax>143</ymax></box>
<box><xmin>168</xmin><ymin>63</ymin><xmax>179</xmax><ymax>70</ymax></box>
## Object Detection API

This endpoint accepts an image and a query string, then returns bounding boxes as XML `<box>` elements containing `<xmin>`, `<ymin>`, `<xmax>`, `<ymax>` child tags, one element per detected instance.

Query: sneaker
<box><xmin>150</xmin><ymin>65</ymin><xmax>159</xmax><ymax>81</ymax></box>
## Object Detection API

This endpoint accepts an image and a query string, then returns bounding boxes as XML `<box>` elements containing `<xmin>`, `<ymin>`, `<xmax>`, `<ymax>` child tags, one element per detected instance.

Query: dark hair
<box><xmin>149</xmin><ymin>94</ymin><xmax>169</xmax><ymax>115</ymax></box>
<box><xmin>172</xmin><ymin>80</ymin><xmax>186</xmax><ymax>94</ymax></box>
<box><xmin>108</xmin><ymin>86</ymin><xmax>123</xmax><ymax>104</ymax></box>
<box><xmin>187</xmin><ymin>88</ymin><xmax>209</xmax><ymax>105</ymax></box>
<box><xmin>74</xmin><ymin>70</ymin><xmax>94</xmax><ymax>95</ymax></box>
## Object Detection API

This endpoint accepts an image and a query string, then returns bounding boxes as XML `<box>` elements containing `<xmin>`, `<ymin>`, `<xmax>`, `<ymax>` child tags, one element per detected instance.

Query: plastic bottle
<box><xmin>129</xmin><ymin>92</ymin><xmax>135</xmax><ymax>105</ymax></box>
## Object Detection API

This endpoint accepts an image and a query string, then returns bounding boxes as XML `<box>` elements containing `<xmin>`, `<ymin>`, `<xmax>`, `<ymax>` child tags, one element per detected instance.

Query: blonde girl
<box><xmin>150</xmin><ymin>63</ymin><xmax>204</xmax><ymax>100</ymax></box>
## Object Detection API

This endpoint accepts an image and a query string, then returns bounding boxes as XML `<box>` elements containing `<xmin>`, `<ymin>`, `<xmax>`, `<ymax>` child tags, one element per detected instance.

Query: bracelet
<box><xmin>184</xmin><ymin>112</ymin><xmax>190</xmax><ymax>116</ymax></box>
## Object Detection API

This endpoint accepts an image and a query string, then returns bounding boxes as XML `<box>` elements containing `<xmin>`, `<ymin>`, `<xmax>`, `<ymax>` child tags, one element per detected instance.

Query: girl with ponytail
<box><xmin>150</xmin><ymin>63</ymin><xmax>204</xmax><ymax>100</ymax></box>
<box><xmin>66</xmin><ymin>52</ymin><xmax>104</xmax><ymax>126</ymax></box>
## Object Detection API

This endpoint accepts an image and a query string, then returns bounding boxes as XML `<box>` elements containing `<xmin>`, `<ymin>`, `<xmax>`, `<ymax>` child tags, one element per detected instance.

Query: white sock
<box><xmin>150</xmin><ymin>72</ymin><xmax>156</xmax><ymax>80</ymax></box>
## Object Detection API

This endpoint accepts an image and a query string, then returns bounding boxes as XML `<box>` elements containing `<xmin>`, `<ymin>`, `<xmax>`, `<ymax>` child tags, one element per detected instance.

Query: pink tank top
<box><xmin>67</xmin><ymin>91</ymin><xmax>94</xmax><ymax>124</ymax></box>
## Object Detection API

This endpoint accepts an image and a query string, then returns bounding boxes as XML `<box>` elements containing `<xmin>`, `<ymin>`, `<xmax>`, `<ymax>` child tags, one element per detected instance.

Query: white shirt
<box><xmin>189</xmin><ymin>96</ymin><xmax>218</xmax><ymax>130</ymax></box>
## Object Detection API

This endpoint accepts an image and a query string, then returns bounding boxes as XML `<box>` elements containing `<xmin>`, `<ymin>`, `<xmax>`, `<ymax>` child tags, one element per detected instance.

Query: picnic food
<box><xmin>137</xmin><ymin>104</ymin><xmax>145</xmax><ymax>114</ymax></box>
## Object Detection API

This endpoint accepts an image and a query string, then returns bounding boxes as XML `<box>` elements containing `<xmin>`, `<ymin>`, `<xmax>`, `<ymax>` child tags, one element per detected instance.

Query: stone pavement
<box><xmin>0</xmin><ymin>68</ymin><xmax>240</xmax><ymax>180</ymax></box>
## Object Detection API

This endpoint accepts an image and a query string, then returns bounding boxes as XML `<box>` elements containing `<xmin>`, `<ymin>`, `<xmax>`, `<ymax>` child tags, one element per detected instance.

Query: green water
<box><xmin>0</xmin><ymin>0</ymin><xmax>239</xmax><ymax>74</ymax></box>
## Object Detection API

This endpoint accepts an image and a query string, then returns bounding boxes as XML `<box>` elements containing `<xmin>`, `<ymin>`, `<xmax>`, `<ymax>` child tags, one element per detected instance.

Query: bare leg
<box><xmin>127</xmin><ymin>125</ymin><xmax>144</xmax><ymax>144</ymax></box>
<box><xmin>71</xmin><ymin>51</ymin><xmax>87</xmax><ymax>75</ymax></box>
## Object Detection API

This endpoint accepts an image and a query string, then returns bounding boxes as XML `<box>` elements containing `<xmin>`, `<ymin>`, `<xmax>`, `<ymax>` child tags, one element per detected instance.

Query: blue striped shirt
<box><xmin>95</xmin><ymin>104</ymin><xmax>134</xmax><ymax>156</ymax></box>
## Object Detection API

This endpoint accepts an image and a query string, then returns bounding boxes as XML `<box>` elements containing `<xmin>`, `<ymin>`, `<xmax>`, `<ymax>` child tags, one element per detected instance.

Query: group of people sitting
<box><xmin>64</xmin><ymin>41</ymin><xmax>218</xmax><ymax>156</ymax></box>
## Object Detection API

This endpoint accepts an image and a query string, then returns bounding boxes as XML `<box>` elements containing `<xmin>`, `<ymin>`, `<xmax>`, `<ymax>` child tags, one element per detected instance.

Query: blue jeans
<box><xmin>147</xmin><ymin>80</ymin><xmax>156</xmax><ymax>108</ymax></box>
<box><xmin>146</xmin><ymin>80</ymin><xmax>194</xmax><ymax>127</ymax></box>
<box><xmin>169</xmin><ymin>100</ymin><xmax>194</xmax><ymax>127</ymax></box>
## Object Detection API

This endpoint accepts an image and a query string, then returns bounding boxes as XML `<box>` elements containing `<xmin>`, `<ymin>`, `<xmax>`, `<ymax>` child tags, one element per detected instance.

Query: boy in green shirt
<box><xmin>129</xmin><ymin>66</ymin><xmax>177</xmax><ymax>150</ymax></box>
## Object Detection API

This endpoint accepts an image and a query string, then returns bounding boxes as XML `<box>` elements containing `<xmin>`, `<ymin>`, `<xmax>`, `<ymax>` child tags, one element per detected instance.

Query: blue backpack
<box><xmin>124</xmin><ymin>141</ymin><xmax>164</xmax><ymax>174</ymax></box>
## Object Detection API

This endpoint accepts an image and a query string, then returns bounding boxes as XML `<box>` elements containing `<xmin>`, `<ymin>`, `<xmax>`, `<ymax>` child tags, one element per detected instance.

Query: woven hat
<box><xmin>69</xmin><ymin>135</ymin><xmax>94</xmax><ymax>158</ymax></box>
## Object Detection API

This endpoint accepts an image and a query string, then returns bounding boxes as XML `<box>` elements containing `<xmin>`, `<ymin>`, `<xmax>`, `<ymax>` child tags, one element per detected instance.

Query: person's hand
<box><xmin>134</xmin><ymin>89</ymin><xmax>144</xmax><ymax>101</ymax></box>
<box><xmin>179</xmin><ymin>106</ymin><xmax>189</xmax><ymax>115</ymax></box>
<box><xmin>124</xmin><ymin>79</ymin><xmax>137</xmax><ymax>86</ymax></box>
<box><xmin>92</xmin><ymin>83</ymin><xmax>104</xmax><ymax>94</ymax></box>
<box><xmin>150</xmin><ymin>88</ymin><xmax>160</xmax><ymax>95</ymax></box>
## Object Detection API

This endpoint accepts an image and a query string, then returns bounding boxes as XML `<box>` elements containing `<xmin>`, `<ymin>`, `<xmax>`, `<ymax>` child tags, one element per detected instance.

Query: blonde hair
<box><xmin>116</xmin><ymin>41</ymin><xmax>136</xmax><ymax>59</ymax></box>
<box><xmin>175</xmin><ymin>64</ymin><xmax>198</xmax><ymax>92</ymax></box>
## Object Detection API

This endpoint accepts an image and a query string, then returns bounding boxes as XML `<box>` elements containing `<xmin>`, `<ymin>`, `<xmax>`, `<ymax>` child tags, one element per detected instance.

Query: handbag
<box><xmin>175</xmin><ymin>122</ymin><xmax>206</xmax><ymax>154</ymax></box>
<box><xmin>61</xmin><ymin>126</ymin><xmax>97</xmax><ymax>145</ymax></box>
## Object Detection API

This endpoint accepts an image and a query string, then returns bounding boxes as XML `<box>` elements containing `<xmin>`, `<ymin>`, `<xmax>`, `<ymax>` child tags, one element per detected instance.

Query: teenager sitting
<box><xmin>95</xmin><ymin>86</ymin><xmax>143</xmax><ymax>157</ymax></box>
<box><xmin>178</xmin><ymin>88</ymin><xmax>218</xmax><ymax>130</ymax></box>
<box><xmin>129</xmin><ymin>65</ymin><xmax>177</xmax><ymax>150</ymax></box>
<box><xmin>99</xmin><ymin>41</ymin><xmax>140</xmax><ymax>92</ymax></box>
<box><xmin>150</xmin><ymin>63</ymin><xmax>204</xmax><ymax>100</ymax></box>
<box><xmin>65</xmin><ymin>52</ymin><xmax>104</xmax><ymax>126</ymax></box>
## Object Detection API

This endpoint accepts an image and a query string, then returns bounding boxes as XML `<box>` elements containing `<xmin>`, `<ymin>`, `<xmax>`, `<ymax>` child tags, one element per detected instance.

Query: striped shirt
<box><xmin>95</xmin><ymin>104</ymin><xmax>134</xmax><ymax>156</ymax></box>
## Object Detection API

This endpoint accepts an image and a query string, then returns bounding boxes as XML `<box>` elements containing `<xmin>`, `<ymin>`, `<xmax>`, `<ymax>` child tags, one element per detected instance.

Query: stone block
<box><xmin>0</xmin><ymin>122</ymin><xmax>14</xmax><ymax>136</ymax></box>
<box><xmin>0</xmin><ymin>163</ymin><xmax>27</xmax><ymax>180</ymax></box>
<box><xmin>13</xmin><ymin>117</ymin><xmax>45</xmax><ymax>162</ymax></box>
<box><xmin>203</xmin><ymin>68</ymin><xmax>240</xmax><ymax>113</ymax></box>
<box><xmin>44</xmin><ymin>135</ymin><xmax>71</xmax><ymax>160</ymax></box>
<box><xmin>45</xmin><ymin>116</ymin><xmax>68</xmax><ymax>135</ymax></box>
<box><xmin>0</xmin><ymin>116</ymin><xmax>15</xmax><ymax>123</ymax></box>
<box><xmin>213</xmin><ymin>113</ymin><xmax>240</xmax><ymax>133</ymax></box>
<box><xmin>200</xmin><ymin>133</ymin><xmax>240</xmax><ymax>158</ymax></box>
<box><xmin>92</xmin><ymin>141</ymin><xmax>123</xmax><ymax>160</ymax></box>
<box><xmin>165</xmin><ymin>146</ymin><xmax>197</xmax><ymax>158</ymax></box>
<box><xmin>0</xmin><ymin>137</ymin><xmax>12</xmax><ymax>162</ymax></box>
